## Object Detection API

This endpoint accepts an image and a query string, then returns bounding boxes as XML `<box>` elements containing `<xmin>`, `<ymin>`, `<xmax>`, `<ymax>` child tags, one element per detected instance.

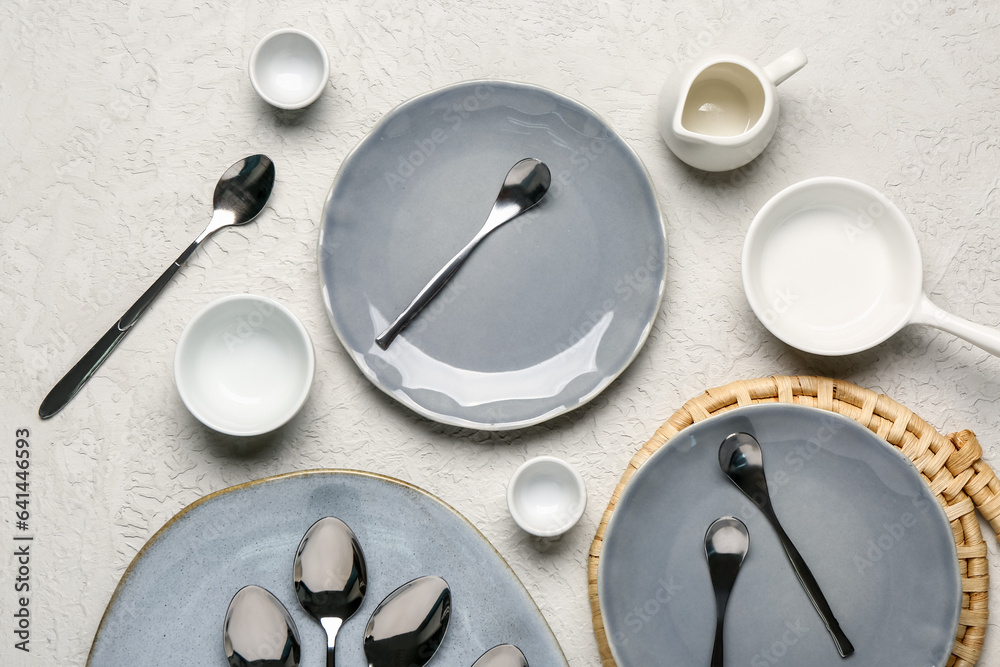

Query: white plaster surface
<box><xmin>1</xmin><ymin>0</ymin><xmax>999</xmax><ymax>665</ymax></box>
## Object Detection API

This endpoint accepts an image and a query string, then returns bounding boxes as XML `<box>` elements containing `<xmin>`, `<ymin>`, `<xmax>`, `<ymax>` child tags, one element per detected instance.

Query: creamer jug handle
<box><xmin>764</xmin><ymin>48</ymin><xmax>808</xmax><ymax>86</ymax></box>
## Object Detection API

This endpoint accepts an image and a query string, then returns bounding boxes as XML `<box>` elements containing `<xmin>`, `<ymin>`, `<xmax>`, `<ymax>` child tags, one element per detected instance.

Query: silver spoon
<box><xmin>293</xmin><ymin>517</ymin><xmax>367</xmax><ymax>667</ymax></box>
<box><xmin>719</xmin><ymin>432</ymin><xmax>855</xmax><ymax>658</ymax></box>
<box><xmin>38</xmin><ymin>154</ymin><xmax>276</xmax><ymax>419</ymax></box>
<box><xmin>223</xmin><ymin>585</ymin><xmax>300</xmax><ymax>667</ymax></box>
<box><xmin>705</xmin><ymin>517</ymin><xmax>749</xmax><ymax>667</ymax></box>
<box><xmin>375</xmin><ymin>158</ymin><xmax>552</xmax><ymax>349</ymax></box>
<box><xmin>363</xmin><ymin>575</ymin><xmax>452</xmax><ymax>667</ymax></box>
<box><xmin>472</xmin><ymin>644</ymin><xmax>528</xmax><ymax>667</ymax></box>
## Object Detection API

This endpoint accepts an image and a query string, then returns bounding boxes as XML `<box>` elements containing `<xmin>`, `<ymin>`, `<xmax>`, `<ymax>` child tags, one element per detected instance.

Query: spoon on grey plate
<box><xmin>38</xmin><ymin>154</ymin><xmax>276</xmax><ymax>419</ymax></box>
<box><xmin>472</xmin><ymin>644</ymin><xmax>528</xmax><ymax>667</ymax></box>
<box><xmin>375</xmin><ymin>157</ymin><xmax>551</xmax><ymax>349</ymax></box>
<box><xmin>719</xmin><ymin>432</ymin><xmax>855</xmax><ymax>658</ymax></box>
<box><xmin>293</xmin><ymin>517</ymin><xmax>368</xmax><ymax>667</ymax></box>
<box><xmin>224</xmin><ymin>585</ymin><xmax>300</xmax><ymax>667</ymax></box>
<box><xmin>364</xmin><ymin>575</ymin><xmax>452</xmax><ymax>667</ymax></box>
<box><xmin>705</xmin><ymin>516</ymin><xmax>749</xmax><ymax>667</ymax></box>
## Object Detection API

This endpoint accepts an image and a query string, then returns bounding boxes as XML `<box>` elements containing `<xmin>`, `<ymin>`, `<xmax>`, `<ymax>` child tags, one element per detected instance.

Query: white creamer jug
<box><xmin>657</xmin><ymin>48</ymin><xmax>807</xmax><ymax>172</ymax></box>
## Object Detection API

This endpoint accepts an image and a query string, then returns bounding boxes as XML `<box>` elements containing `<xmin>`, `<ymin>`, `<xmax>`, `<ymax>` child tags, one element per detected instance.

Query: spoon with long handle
<box><xmin>705</xmin><ymin>517</ymin><xmax>749</xmax><ymax>667</ymax></box>
<box><xmin>375</xmin><ymin>158</ymin><xmax>551</xmax><ymax>350</ymax></box>
<box><xmin>223</xmin><ymin>585</ymin><xmax>301</xmax><ymax>667</ymax></box>
<box><xmin>293</xmin><ymin>517</ymin><xmax>368</xmax><ymax>667</ymax></box>
<box><xmin>38</xmin><ymin>154</ymin><xmax>276</xmax><ymax>419</ymax></box>
<box><xmin>472</xmin><ymin>644</ymin><xmax>528</xmax><ymax>667</ymax></box>
<box><xmin>719</xmin><ymin>432</ymin><xmax>855</xmax><ymax>658</ymax></box>
<box><xmin>364</xmin><ymin>575</ymin><xmax>451</xmax><ymax>667</ymax></box>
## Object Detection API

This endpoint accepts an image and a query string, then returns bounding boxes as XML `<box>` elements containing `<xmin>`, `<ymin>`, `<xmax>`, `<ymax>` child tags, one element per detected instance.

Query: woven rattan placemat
<box><xmin>588</xmin><ymin>375</ymin><xmax>999</xmax><ymax>667</ymax></box>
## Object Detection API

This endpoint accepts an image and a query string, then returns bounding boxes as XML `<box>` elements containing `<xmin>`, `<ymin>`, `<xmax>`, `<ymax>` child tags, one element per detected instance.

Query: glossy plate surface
<box><xmin>88</xmin><ymin>470</ymin><xmax>567</xmax><ymax>666</ymax></box>
<box><xmin>598</xmin><ymin>404</ymin><xmax>961</xmax><ymax>666</ymax></box>
<box><xmin>319</xmin><ymin>80</ymin><xmax>666</xmax><ymax>429</ymax></box>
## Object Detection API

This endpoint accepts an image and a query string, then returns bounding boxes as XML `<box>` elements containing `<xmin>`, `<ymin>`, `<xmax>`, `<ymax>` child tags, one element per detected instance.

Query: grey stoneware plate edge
<box><xmin>596</xmin><ymin>403</ymin><xmax>961</xmax><ymax>667</ymax></box>
<box><xmin>316</xmin><ymin>78</ymin><xmax>668</xmax><ymax>431</ymax></box>
<box><xmin>85</xmin><ymin>468</ymin><xmax>569</xmax><ymax>666</ymax></box>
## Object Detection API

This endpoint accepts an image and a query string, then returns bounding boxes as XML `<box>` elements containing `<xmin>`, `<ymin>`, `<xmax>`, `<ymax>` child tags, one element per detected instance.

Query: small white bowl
<box><xmin>249</xmin><ymin>29</ymin><xmax>329</xmax><ymax>110</ymax></box>
<box><xmin>175</xmin><ymin>294</ymin><xmax>315</xmax><ymax>436</ymax></box>
<box><xmin>507</xmin><ymin>456</ymin><xmax>587</xmax><ymax>537</ymax></box>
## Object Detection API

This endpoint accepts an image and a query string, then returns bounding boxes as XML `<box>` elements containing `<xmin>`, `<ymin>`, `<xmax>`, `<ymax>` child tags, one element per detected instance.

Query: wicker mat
<box><xmin>588</xmin><ymin>376</ymin><xmax>1000</xmax><ymax>667</ymax></box>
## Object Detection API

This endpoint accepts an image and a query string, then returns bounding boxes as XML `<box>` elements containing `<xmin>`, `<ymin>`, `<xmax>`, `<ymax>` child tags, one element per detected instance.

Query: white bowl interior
<box><xmin>743</xmin><ymin>178</ymin><xmax>924</xmax><ymax>355</ymax></box>
<box><xmin>175</xmin><ymin>296</ymin><xmax>314</xmax><ymax>435</ymax></box>
<box><xmin>251</xmin><ymin>31</ymin><xmax>327</xmax><ymax>108</ymax></box>
<box><xmin>507</xmin><ymin>457</ymin><xmax>586</xmax><ymax>536</ymax></box>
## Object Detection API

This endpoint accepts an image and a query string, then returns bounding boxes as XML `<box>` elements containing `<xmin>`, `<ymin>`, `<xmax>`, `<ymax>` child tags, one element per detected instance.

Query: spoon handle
<box><xmin>321</xmin><ymin>617</ymin><xmax>343</xmax><ymax>667</ymax></box>
<box><xmin>38</xmin><ymin>241</ymin><xmax>199</xmax><ymax>419</ymax></box>
<box><xmin>375</xmin><ymin>234</ymin><xmax>481</xmax><ymax>350</ymax></box>
<box><xmin>765</xmin><ymin>512</ymin><xmax>855</xmax><ymax>658</ymax></box>
<box><xmin>710</xmin><ymin>608</ymin><xmax>726</xmax><ymax>667</ymax></box>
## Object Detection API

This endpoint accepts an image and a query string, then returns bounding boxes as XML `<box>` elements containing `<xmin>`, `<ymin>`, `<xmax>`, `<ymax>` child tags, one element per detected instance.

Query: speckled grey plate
<box><xmin>598</xmin><ymin>404</ymin><xmax>961</xmax><ymax>667</ymax></box>
<box><xmin>319</xmin><ymin>80</ymin><xmax>666</xmax><ymax>430</ymax></box>
<box><xmin>87</xmin><ymin>470</ymin><xmax>568</xmax><ymax>667</ymax></box>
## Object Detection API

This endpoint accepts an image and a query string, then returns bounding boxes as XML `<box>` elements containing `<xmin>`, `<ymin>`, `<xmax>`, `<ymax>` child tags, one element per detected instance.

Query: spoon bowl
<box><xmin>364</xmin><ymin>575</ymin><xmax>452</xmax><ymax>667</ymax></box>
<box><xmin>704</xmin><ymin>516</ymin><xmax>749</xmax><ymax>667</ymax></box>
<box><xmin>223</xmin><ymin>585</ymin><xmax>300</xmax><ymax>667</ymax></box>
<box><xmin>472</xmin><ymin>644</ymin><xmax>528</xmax><ymax>667</ymax></box>
<box><xmin>39</xmin><ymin>154</ymin><xmax>275</xmax><ymax>418</ymax></box>
<box><xmin>375</xmin><ymin>158</ymin><xmax>551</xmax><ymax>349</ymax></box>
<box><xmin>208</xmin><ymin>154</ymin><xmax>278</xmax><ymax>236</ymax></box>
<box><xmin>293</xmin><ymin>517</ymin><xmax>367</xmax><ymax>667</ymax></box>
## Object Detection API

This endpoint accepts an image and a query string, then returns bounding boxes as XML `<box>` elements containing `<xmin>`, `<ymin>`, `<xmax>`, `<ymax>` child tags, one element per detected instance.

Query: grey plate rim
<box><xmin>596</xmin><ymin>402</ymin><xmax>962</xmax><ymax>666</ymax></box>
<box><xmin>86</xmin><ymin>468</ymin><xmax>568</xmax><ymax>666</ymax></box>
<box><xmin>317</xmin><ymin>78</ymin><xmax>667</xmax><ymax>431</ymax></box>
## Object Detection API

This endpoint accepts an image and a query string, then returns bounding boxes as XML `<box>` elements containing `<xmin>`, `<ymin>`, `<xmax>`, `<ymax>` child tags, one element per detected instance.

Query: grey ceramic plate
<box><xmin>87</xmin><ymin>470</ymin><xmax>568</xmax><ymax>667</ymax></box>
<box><xmin>319</xmin><ymin>80</ymin><xmax>666</xmax><ymax>430</ymax></box>
<box><xmin>598</xmin><ymin>404</ymin><xmax>961</xmax><ymax>667</ymax></box>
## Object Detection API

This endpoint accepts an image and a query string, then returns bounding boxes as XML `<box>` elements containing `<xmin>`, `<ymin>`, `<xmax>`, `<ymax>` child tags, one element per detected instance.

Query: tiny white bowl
<box><xmin>174</xmin><ymin>294</ymin><xmax>315</xmax><ymax>436</ymax></box>
<box><xmin>507</xmin><ymin>456</ymin><xmax>587</xmax><ymax>537</ymax></box>
<box><xmin>249</xmin><ymin>29</ymin><xmax>329</xmax><ymax>110</ymax></box>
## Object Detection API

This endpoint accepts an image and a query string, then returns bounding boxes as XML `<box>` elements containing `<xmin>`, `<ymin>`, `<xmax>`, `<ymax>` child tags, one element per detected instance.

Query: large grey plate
<box><xmin>598</xmin><ymin>404</ymin><xmax>961</xmax><ymax>666</ymax></box>
<box><xmin>88</xmin><ymin>470</ymin><xmax>568</xmax><ymax>667</ymax></box>
<box><xmin>319</xmin><ymin>80</ymin><xmax>666</xmax><ymax>430</ymax></box>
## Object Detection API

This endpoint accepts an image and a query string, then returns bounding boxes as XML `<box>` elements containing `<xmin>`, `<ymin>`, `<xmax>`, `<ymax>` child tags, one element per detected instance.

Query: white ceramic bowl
<box><xmin>507</xmin><ymin>456</ymin><xmax>587</xmax><ymax>537</ymax></box>
<box><xmin>175</xmin><ymin>294</ymin><xmax>315</xmax><ymax>436</ymax></box>
<box><xmin>742</xmin><ymin>177</ymin><xmax>924</xmax><ymax>355</ymax></box>
<box><xmin>249</xmin><ymin>29</ymin><xmax>329</xmax><ymax>110</ymax></box>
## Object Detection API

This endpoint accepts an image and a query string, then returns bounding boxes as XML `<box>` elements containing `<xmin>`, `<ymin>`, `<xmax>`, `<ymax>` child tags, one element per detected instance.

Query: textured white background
<box><xmin>2</xmin><ymin>0</ymin><xmax>999</xmax><ymax>665</ymax></box>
